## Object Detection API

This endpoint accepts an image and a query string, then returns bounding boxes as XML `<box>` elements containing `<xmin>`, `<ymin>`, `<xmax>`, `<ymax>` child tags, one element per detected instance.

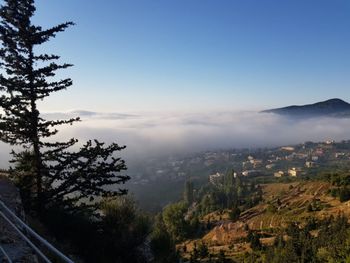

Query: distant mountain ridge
<box><xmin>262</xmin><ymin>98</ymin><xmax>350</xmax><ymax>118</ymax></box>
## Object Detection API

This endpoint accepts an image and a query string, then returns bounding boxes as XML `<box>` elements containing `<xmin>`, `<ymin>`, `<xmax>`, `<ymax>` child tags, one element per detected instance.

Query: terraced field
<box><xmin>180</xmin><ymin>180</ymin><xmax>350</xmax><ymax>260</ymax></box>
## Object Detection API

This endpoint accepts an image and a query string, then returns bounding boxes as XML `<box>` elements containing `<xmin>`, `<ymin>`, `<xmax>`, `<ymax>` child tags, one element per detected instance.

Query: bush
<box><xmin>267</xmin><ymin>203</ymin><xmax>277</xmax><ymax>213</ymax></box>
<box><xmin>229</xmin><ymin>206</ymin><xmax>241</xmax><ymax>221</ymax></box>
<box><xmin>339</xmin><ymin>187</ymin><xmax>350</xmax><ymax>202</ymax></box>
<box><xmin>42</xmin><ymin>197</ymin><xmax>151</xmax><ymax>263</ymax></box>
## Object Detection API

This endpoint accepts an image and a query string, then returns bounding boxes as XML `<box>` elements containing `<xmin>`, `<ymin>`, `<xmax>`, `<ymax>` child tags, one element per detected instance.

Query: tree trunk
<box><xmin>28</xmin><ymin>47</ymin><xmax>43</xmax><ymax>216</ymax></box>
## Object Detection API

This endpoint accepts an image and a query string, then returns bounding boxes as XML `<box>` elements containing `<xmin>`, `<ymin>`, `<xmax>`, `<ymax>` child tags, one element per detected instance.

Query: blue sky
<box><xmin>32</xmin><ymin>0</ymin><xmax>350</xmax><ymax>112</ymax></box>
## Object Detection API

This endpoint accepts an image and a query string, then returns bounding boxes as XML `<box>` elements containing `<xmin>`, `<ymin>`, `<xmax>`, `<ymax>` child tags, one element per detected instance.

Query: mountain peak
<box><xmin>321</xmin><ymin>98</ymin><xmax>349</xmax><ymax>105</ymax></box>
<box><xmin>262</xmin><ymin>98</ymin><xmax>350</xmax><ymax>118</ymax></box>
<box><xmin>326</xmin><ymin>98</ymin><xmax>346</xmax><ymax>102</ymax></box>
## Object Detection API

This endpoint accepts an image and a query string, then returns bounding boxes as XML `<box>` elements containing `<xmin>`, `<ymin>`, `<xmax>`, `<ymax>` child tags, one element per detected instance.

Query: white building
<box><xmin>288</xmin><ymin>168</ymin><xmax>298</xmax><ymax>177</ymax></box>
<box><xmin>209</xmin><ymin>172</ymin><xmax>223</xmax><ymax>185</ymax></box>
<box><xmin>274</xmin><ymin>171</ymin><xmax>284</xmax><ymax>178</ymax></box>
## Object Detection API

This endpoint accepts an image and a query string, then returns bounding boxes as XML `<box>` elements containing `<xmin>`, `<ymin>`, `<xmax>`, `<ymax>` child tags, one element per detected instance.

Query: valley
<box><xmin>128</xmin><ymin>139</ymin><xmax>350</xmax><ymax>212</ymax></box>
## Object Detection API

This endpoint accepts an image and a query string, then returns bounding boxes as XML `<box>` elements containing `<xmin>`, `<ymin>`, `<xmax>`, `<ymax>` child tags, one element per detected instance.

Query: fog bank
<box><xmin>1</xmin><ymin>110</ymin><xmax>349</xmax><ymax>167</ymax></box>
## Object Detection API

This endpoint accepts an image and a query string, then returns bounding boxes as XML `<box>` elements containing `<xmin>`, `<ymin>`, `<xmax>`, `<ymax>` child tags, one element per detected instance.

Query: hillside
<box><xmin>262</xmin><ymin>98</ymin><xmax>350</xmax><ymax>118</ymax></box>
<box><xmin>179</xmin><ymin>180</ymin><xmax>350</xmax><ymax>261</ymax></box>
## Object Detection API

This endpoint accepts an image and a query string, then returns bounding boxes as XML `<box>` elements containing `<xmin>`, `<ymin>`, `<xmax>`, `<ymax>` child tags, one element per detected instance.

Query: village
<box><xmin>129</xmin><ymin>139</ymin><xmax>350</xmax><ymax>186</ymax></box>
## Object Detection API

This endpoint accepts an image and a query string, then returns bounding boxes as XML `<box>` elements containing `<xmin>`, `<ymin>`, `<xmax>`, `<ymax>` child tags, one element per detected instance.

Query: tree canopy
<box><xmin>0</xmin><ymin>0</ymin><xmax>129</xmax><ymax>215</ymax></box>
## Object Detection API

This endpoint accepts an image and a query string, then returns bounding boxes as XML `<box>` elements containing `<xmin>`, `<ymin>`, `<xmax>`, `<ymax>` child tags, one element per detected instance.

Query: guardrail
<box><xmin>0</xmin><ymin>245</ymin><xmax>12</xmax><ymax>263</ymax></box>
<box><xmin>0</xmin><ymin>200</ymin><xmax>74</xmax><ymax>263</ymax></box>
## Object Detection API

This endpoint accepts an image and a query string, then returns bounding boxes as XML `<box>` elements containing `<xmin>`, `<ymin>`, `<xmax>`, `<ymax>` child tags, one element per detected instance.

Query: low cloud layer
<box><xmin>47</xmin><ymin>110</ymin><xmax>350</xmax><ymax>157</ymax></box>
<box><xmin>1</xmin><ymin>110</ymin><xmax>350</xmax><ymax>167</ymax></box>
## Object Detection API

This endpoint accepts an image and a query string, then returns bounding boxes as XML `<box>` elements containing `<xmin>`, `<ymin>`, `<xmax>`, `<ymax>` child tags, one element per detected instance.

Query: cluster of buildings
<box><xmin>129</xmin><ymin>140</ymin><xmax>350</xmax><ymax>186</ymax></box>
<box><xmin>240</xmin><ymin>141</ymin><xmax>350</xmax><ymax>178</ymax></box>
<box><xmin>274</xmin><ymin>168</ymin><xmax>299</xmax><ymax>178</ymax></box>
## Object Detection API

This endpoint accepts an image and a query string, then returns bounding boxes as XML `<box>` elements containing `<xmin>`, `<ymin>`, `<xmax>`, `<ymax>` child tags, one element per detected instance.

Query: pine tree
<box><xmin>217</xmin><ymin>249</ymin><xmax>226</xmax><ymax>263</ymax></box>
<box><xmin>198</xmin><ymin>241</ymin><xmax>209</xmax><ymax>259</ymax></box>
<box><xmin>184</xmin><ymin>180</ymin><xmax>194</xmax><ymax>204</ymax></box>
<box><xmin>0</xmin><ymin>0</ymin><xmax>129</xmax><ymax>215</ymax></box>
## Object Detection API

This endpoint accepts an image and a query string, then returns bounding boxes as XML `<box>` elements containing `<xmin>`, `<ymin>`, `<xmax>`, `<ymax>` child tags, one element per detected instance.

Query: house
<box><xmin>311</xmin><ymin>156</ymin><xmax>319</xmax><ymax>162</ymax></box>
<box><xmin>296</xmin><ymin>153</ymin><xmax>308</xmax><ymax>159</ymax></box>
<box><xmin>242</xmin><ymin>170</ymin><xmax>261</xmax><ymax>177</ymax></box>
<box><xmin>305</xmin><ymin>161</ymin><xmax>315</xmax><ymax>168</ymax></box>
<box><xmin>314</xmin><ymin>148</ymin><xmax>324</xmax><ymax>156</ymax></box>
<box><xmin>335</xmin><ymin>152</ymin><xmax>346</xmax><ymax>158</ymax></box>
<box><xmin>209</xmin><ymin>172</ymin><xmax>223</xmax><ymax>185</ymax></box>
<box><xmin>252</xmin><ymin>159</ymin><xmax>263</xmax><ymax>168</ymax></box>
<box><xmin>274</xmin><ymin>171</ymin><xmax>284</xmax><ymax>178</ymax></box>
<box><xmin>266</xmin><ymin>164</ymin><xmax>276</xmax><ymax>169</ymax></box>
<box><xmin>281</xmin><ymin>146</ymin><xmax>295</xmax><ymax>151</ymax></box>
<box><xmin>288</xmin><ymin>168</ymin><xmax>298</xmax><ymax>177</ymax></box>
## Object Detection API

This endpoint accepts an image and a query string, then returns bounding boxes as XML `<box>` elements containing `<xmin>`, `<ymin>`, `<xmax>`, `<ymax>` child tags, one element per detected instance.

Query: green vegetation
<box><xmin>42</xmin><ymin>196</ymin><xmax>151</xmax><ymax>262</ymax></box>
<box><xmin>195</xmin><ymin>170</ymin><xmax>262</xmax><ymax>216</ymax></box>
<box><xmin>246</xmin><ymin>216</ymin><xmax>350</xmax><ymax>263</ymax></box>
<box><xmin>321</xmin><ymin>171</ymin><xmax>350</xmax><ymax>202</ymax></box>
<box><xmin>162</xmin><ymin>201</ymin><xmax>194</xmax><ymax>242</ymax></box>
<box><xmin>150</xmin><ymin>214</ymin><xmax>179</xmax><ymax>263</ymax></box>
<box><xmin>184</xmin><ymin>180</ymin><xmax>195</xmax><ymax>204</ymax></box>
<box><xmin>157</xmin><ymin>170</ymin><xmax>350</xmax><ymax>262</ymax></box>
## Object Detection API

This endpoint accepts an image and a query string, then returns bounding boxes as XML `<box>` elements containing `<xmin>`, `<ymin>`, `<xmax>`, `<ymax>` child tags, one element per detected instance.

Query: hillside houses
<box><xmin>128</xmin><ymin>140</ymin><xmax>350</xmax><ymax>187</ymax></box>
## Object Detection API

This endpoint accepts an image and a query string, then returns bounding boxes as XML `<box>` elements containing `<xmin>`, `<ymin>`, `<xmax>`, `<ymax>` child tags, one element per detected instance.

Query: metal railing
<box><xmin>0</xmin><ymin>245</ymin><xmax>12</xmax><ymax>263</ymax></box>
<box><xmin>0</xmin><ymin>200</ymin><xmax>74</xmax><ymax>263</ymax></box>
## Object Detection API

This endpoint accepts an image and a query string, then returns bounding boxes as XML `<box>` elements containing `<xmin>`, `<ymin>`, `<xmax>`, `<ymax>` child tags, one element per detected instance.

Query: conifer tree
<box><xmin>0</xmin><ymin>0</ymin><xmax>129</xmax><ymax>215</ymax></box>
<box><xmin>184</xmin><ymin>180</ymin><xmax>194</xmax><ymax>204</ymax></box>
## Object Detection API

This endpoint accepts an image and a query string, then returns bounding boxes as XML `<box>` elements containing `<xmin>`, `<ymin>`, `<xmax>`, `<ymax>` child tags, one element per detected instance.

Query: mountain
<box><xmin>262</xmin><ymin>98</ymin><xmax>350</xmax><ymax>118</ymax></box>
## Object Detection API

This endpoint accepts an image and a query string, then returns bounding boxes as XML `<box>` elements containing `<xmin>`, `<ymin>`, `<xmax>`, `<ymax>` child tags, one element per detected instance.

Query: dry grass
<box><xmin>179</xmin><ymin>180</ymin><xmax>350</xmax><ymax>260</ymax></box>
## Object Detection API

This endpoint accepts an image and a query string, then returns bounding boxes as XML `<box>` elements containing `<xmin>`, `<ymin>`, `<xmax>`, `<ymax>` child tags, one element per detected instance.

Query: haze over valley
<box><xmin>39</xmin><ymin>98</ymin><xmax>350</xmax><ymax>160</ymax></box>
<box><xmin>2</xmin><ymin>98</ymin><xmax>348</xmax><ymax>164</ymax></box>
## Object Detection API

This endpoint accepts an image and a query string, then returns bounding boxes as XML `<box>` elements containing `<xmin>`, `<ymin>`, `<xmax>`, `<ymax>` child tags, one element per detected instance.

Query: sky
<box><xmin>30</xmin><ymin>0</ymin><xmax>350</xmax><ymax>113</ymax></box>
<box><xmin>0</xmin><ymin>0</ymin><xmax>350</xmax><ymax>167</ymax></box>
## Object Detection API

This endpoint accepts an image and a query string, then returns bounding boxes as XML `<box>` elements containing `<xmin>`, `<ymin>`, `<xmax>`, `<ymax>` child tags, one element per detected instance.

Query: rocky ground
<box><xmin>0</xmin><ymin>173</ymin><xmax>37</xmax><ymax>262</ymax></box>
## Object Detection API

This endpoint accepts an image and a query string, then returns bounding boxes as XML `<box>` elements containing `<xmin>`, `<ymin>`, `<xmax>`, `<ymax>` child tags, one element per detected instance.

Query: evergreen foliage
<box><xmin>196</xmin><ymin>170</ymin><xmax>262</xmax><ymax>216</ymax></box>
<box><xmin>246</xmin><ymin>215</ymin><xmax>350</xmax><ymax>263</ymax></box>
<box><xmin>42</xmin><ymin>196</ymin><xmax>151</xmax><ymax>263</ymax></box>
<box><xmin>0</xmin><ymin>0</ymin><xmax>129</xmax><ymax>215</ymax></box>
<box><xmin>162</xmin><ymin>201</ymin><xmax>191</xmax><ymax>242</ymax></box>
<box><xmin>184</xmin><ymin>179</ymin><xmax>194</xmax><ymax>204</ymax></box>
<box><xmin>150</xmin><ymin>214</ymin><xmax>179</xmax><ymax>263</ymax></box>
